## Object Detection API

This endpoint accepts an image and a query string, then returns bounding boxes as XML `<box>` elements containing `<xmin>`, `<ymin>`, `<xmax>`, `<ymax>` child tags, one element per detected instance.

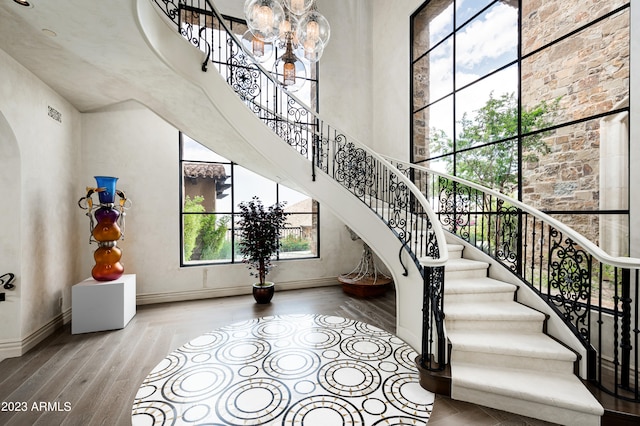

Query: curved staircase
<box><xmin>445</xmin><ymin>243</ymin><xmax>603</xmax><ymax>425</ymax></box>
<box><xmin>136</xmin><ymin>0</ymin><xmax>448</xmax><ymax>352</ymax></box>
<box><xmin>137</xmin><ymin>0</ymin><xmax>640</xmax><ymax>424</ymax></box>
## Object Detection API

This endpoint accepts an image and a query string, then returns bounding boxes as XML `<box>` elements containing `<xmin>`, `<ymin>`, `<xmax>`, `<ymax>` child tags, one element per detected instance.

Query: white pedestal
<box><xmin>72</xmin><ymin>274</ymin><xmax>136</xmax><ymax>334</ymax></box>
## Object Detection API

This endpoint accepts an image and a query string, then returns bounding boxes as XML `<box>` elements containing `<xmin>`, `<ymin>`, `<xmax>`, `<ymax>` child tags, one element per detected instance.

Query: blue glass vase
<box><xmin>94</xmin><ymin>176</ymin><xmax>118</xmax><ymax>204</ymax></box>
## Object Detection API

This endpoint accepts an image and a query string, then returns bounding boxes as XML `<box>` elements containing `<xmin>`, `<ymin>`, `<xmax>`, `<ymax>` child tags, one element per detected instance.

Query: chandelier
<box><xmin>242</xmin><ymin>0</ymin><xmax>330</xmax><ymax>91</ymax></box>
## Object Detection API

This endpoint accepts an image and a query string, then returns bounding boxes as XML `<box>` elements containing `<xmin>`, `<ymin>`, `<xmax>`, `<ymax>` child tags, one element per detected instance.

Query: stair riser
<box><xmin>444</xmin><ymin>292</ymin><xmax>515</xmax><ymax>303</ymax></box>
<box><xmin>445</xmin><ymin>269</ymin><xmax>488</xmax><ymax>280</ymax></box>
<box><xmin>446</xmin><ymin>319</ymin><xmax>543</xmax><ymax>333</ymax></box>
<box><xmin>451</xmin><ymin>350</ymin><xmax>575</xmax><ymax>374</ymax></box>
<box><xmin>447</xmin><ymin>249</ymin><xmax>464</xmax><ymax>259</ymax></box>
<box><xmin>452</xmin><ymin>386</ymin><xmax>601</xmax><ymax>426</ymax></box>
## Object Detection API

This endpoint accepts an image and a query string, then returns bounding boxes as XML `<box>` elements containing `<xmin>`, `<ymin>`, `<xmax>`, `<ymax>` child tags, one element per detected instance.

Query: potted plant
<box><xmin>237</xmin><ymin>196</ymin><xmax>288</xmax><ymax>304</ymax></box>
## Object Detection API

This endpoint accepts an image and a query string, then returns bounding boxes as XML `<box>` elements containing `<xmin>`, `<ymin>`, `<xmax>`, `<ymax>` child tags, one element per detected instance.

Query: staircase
<box><xmin>445</xmin><ymin>243</ymin><xmax>604</xmax><ymax>425</ymax></box>
<box><xmin>139</xmin><ymin>1</ymin><xmax>640</xmax><ymax>423</ymax></box>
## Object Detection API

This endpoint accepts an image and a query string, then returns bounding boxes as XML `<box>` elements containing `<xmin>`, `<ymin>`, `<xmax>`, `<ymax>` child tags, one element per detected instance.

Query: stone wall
<box><xmin>411</xmin><ymin>0</ymin><xmax>451</xmax><ymax>163</ymax></box>
<box><xmin>521</xmin><ymin>1</ymin><xmax>629</xmax><ymax>243</ymax></box>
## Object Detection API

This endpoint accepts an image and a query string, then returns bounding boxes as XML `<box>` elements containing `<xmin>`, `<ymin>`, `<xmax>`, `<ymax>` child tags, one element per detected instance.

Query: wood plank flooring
<box><xmin>0</xmin><ymin>285</ymin><xmax>555</xmax><ymax>425</ymax></box>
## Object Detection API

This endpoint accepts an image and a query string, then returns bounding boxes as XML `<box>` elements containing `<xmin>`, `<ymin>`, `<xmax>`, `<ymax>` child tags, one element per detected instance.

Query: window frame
<box><xmin>410</xmin><ymin>0</ymin><xmax>631</xmax><ymax>250</ymax></box>
<box><xmin>179</xmin><ymin>135</ymin><xmax>321</xmax><ymax>267</ymax></box>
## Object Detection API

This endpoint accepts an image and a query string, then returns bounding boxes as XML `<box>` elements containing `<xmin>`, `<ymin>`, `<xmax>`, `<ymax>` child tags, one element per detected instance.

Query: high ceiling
<box><xmin>0</xmin><ymin>0</ymin><xmax>153</xmax><ymax>111</ymax></box>
<box><xmin>1</xmin><ymin>0</ymin><xmax>323</xmax><ymax>191</ymax></box>
<box><xmin>0</xmin><ymin>0</ymin><xmax>245</xmax><ymax>112</ymax></box>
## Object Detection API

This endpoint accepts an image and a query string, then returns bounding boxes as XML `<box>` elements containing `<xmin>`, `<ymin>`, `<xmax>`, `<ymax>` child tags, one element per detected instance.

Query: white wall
<box><xmin>319</xmin><ymin>0</ymin><xmax>373</xmax><ymax>144</ymax></box>
<box><xmin>215</xmin><ymin>0</ymin><xmax>374</xmax><ymax>145</ymax></box>
<box><xmin>0</xmin><ymin>47</ymin><xmax>82</xmax><ymax>358</ymax></box>
<box><xmin>371</xmin><ymin>0</ymin><xmax>422</xmax><ymax>158</ymax></box>
<box><xmin>81</xmin><ymin>101</ymin><xmax>361</xmax><ymax>303</ymax></box>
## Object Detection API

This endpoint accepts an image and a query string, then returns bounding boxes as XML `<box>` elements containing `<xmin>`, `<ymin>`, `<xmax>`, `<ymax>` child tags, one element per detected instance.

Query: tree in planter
<box><xmin>237</xmin><ymin>196</ymin><xmax>289</xmax><ymax>287</ymax></box>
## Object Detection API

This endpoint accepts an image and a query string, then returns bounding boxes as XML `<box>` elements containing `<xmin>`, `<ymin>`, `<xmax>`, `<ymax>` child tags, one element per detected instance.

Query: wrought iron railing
<box><xmin>388</xmin><ymin>158</ymin><xmax>640</xmax><ymax>402</ymax></box>
<box><xmin>149</xmin><ymin>0</ymin><xmax>449</xmax><ymax>369</ymax></box>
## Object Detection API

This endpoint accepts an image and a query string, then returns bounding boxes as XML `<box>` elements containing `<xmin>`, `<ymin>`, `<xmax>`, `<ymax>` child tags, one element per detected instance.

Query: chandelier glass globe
<box><xmin>245</xmin><ymin>0</ymin><xmax>285</xmax><ymax>43</ymax></box>
<box><xmin>272</xmin><ymin>37</ymin><xmax>308</xmax><ymax>92</ymax></box>
<box><xmin>278</xmin><ymin>12</ymin><xmax>299</xmax><ymax>46</ymax></box>
<box><xmin>241</xmin><ymin>30</ymin><xmax>275</xmax><ymax>63</ymax></box>
<box><xmin>296</xmin><ymin>10</ymin><xmax>330</xmax><ymax>62</ymax></box>
<box><xmin>283</xmin><ymin>0</ymin><xmax>314</xmax><ymax>16</ymax></box>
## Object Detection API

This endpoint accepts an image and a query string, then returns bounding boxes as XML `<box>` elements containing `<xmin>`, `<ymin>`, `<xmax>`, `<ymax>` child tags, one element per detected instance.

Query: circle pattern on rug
<box><xmin>216</xmin><ymin>338</ymin><xmax>271</xmax><ymax>365</ymax></box>
<box><xmin>215</xmin><ymin>377</ymin><xmax>290</xmax><ymax>424</ymax></box>
<box><xmin>179</xmin><ymin>330</ymin><xmax>228</xmax><ymax>353</ymax></box>
<box><xmin>132</xmin><ymin>314</ymin><xmax>434</xmax><ymax>425</ymax></box>
<box><xmin>318</xmin><ymin>359</ymin><xmax>381</xmax><ymax>396</ymax></box>
<box><xmin>263</xmin><ymin>348</ymin><xmax>321</xmax><ymax>379</ymax></box>
<box><xmin>282</xmin><ymin>395</ymin><xmax>364</xmax><ymax>425</ymax></box>
<box><xmin>294</xmin><ymin>326</ymin><xmax>341</xmax><ymax>349</ymax></box>
<box><xmin>340</xmin><ymin>335</ymin><xmax>393</xmax><ymax>361</ymax></box>
<box><xmin>161</xmin><ymin>363</ymin><xmax>233</xmax><ymax>403</ymax></box>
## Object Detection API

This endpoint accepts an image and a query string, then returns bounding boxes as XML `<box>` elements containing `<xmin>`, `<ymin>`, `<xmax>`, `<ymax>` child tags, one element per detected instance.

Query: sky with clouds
<box><xmin>424</xmin><ymin>1</ymin><xmax>518</xmax><ymax>140</ymax></box>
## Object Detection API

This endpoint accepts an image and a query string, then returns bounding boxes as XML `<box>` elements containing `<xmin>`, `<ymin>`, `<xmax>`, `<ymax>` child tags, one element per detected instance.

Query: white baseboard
<box><xmin>136</xmin><ymin>277</ymin><xmax>339</xmax><ymax>305</ymax></box>
<box><xmin>0</xmin><ymin>308</ymin><xmax>71</xmax><ymax>362</ymax></box>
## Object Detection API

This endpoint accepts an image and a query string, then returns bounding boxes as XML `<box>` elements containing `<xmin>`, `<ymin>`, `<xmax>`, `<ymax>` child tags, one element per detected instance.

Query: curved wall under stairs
<box><xmin>134</xmin><ymin>0</ymin><xmax>428</xmax><ymax>349</ymax></box>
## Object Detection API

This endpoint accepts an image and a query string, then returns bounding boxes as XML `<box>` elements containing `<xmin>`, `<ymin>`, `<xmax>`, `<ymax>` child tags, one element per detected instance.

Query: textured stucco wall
<box><xmin>0</xmin><ymin>47</ymin><xmax>82</xmax><ymax>354</ymax></box>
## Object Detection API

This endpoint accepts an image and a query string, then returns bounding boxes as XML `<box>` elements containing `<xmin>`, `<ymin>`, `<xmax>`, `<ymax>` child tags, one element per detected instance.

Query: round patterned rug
<box><xmin>131</xmin><ymin>314</ymin><xmax>434</xmax><ymax>425</ymax></box>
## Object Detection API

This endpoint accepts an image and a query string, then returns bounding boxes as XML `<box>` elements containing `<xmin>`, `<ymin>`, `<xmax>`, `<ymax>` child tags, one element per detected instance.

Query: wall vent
<box><xmin>48</xmin><ymin>105</ymin><xmax>62</xmax><ymax>123</ymax></box>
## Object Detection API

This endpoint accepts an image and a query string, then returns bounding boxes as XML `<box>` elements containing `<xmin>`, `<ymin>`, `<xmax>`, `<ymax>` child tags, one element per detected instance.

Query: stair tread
<box><xmin>445</xmin><ymin>301</ymin><xmax>546</xmax><ymax>321</ymax></box>
<box><xmin>445</xmin><ymin>277</ymin><xmax>517</xmax><ymax>294</ymax></box>
<box><xmin>445</xmin><ymin>258</ymin><xmax>490</xmax><ymax>271</ymax></box>
<box><xmin>451</xmin><ymin>362</ymin><xmax>604</xmax><ymax>415</ymax></box>
<box><xmin>448</xmin><ymin>330</ymin><xmax>576</xmax><ymax>361</ymax></box>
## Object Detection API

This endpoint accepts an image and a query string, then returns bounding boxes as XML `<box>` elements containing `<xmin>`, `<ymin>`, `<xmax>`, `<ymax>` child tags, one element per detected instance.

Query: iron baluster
<box><xmin>620</xmin><ymin>268</ymin><xmax>631</xmax><ymax>389</ymax></box>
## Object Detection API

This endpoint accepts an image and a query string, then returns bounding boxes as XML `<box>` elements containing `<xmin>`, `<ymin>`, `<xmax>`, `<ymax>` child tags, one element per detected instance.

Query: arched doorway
<box><xmin>0</xmin><ymin>111</ymin><xmax>22</xmax><ymax>359</ymax></box>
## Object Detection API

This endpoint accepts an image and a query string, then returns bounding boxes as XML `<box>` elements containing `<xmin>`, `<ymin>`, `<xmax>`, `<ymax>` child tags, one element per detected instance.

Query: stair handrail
<box><xmin>386</xmin><ymin>157</ymin><xmax>640</xmax><ymax>269</ymax></box>
<box><xmin>386</xmin><ymin>156</ymin><xmax>640</xmax><ymax>402</ymax></box>
<box><xmin>151</xmin><ymin>0</ymin><xmax>448</xmax><ymax>269</ymax></box>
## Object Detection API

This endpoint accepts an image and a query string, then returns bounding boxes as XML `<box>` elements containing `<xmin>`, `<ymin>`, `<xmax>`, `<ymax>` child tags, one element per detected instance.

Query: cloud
<box><xmin>455</xmin><ymin>3</ymin><xmax>518</xmax><ymax>70</ymax></box>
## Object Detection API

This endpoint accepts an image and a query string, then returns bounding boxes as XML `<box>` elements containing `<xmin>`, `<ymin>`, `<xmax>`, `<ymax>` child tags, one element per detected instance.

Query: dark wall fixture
<box><xmin>0</xmin><ymin>273</ymin><xmax>15</xmax><ymax>302</ymax></box>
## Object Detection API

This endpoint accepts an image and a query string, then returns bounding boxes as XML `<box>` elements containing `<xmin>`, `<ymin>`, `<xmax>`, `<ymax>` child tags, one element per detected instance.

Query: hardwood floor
<box><xmin>0</xmin><ymin>286</ymin><xmax>555</xmax><ymax>425</ymax></box>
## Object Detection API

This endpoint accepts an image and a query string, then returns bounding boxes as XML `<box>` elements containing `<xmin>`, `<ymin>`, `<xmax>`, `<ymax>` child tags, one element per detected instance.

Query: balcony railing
<box><xmin>388</xmin><ymin>158</ymin><xmax>640</xmax><ymax>402</ymax></box>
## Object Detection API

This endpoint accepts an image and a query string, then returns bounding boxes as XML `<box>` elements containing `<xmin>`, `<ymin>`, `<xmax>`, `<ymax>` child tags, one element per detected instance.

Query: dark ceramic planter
<box><xmin>252</xmin><ymin>282</ymin><xmax>275</xmax><ymax>304</ymax></box>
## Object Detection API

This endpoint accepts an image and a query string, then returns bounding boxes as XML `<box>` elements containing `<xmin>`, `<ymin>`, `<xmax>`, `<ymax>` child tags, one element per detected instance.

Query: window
<box><xmin>411</xmin><ymin>0</ymin><xmax>631</xmax><ymax>254</ymax></box>
<box><xmin>178</xmin><ymin>12</ymin><xmax>321</xmax><ymax>266</ymax></box>
<box><xmin>180</xmin><ymin>134</ymin><xmax>320</xmax><ymax>266</ymax></box>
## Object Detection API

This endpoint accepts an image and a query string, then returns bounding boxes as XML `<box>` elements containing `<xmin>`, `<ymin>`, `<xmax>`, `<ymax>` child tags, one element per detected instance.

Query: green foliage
<box><xmin>183</xmin><ymin>195</ymin><xmax>205</xmax><ymax>261</ymax></box>
<box><xmin>200</xmin><ymin>215</ymin><xmax>229</xmax><ymax>260</ymax></box>
<box><xmin>238</xmin><ymin>196</ymin><xmax>289</xmax><ymax>285</ymax></box>
<box><xmin>280</xmin><ymin>234</ymin><xmax>310</xmax><ymax>252</ymax></box>
<box><xmin>430</xmin><ymin>92</ymin><xmax>559</xmax><ymax>195</ymax></box>
<box><xmin>183</xmin><ymin>196</ymin><xmax>229</xmax><ymax>262</ymax></box>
